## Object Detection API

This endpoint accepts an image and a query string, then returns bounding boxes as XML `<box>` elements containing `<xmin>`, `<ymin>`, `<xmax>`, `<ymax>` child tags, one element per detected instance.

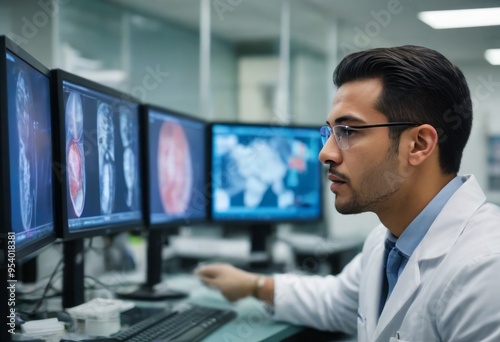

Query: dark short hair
<box><xmin>333</xmin><ymin>45</ymin><xmax>472</xmax><ymax>174</ymax></box>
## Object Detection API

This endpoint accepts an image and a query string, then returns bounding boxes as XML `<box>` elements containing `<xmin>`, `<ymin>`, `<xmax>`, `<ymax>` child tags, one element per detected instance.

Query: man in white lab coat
<box><xmin>195</xmin><ymin>46</ymin><xmax>500</xmax><ymax>341</ymax></box>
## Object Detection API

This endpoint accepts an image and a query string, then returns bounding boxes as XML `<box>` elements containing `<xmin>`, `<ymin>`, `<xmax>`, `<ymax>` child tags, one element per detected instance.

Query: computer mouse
<box><xmin>55</xmin><ymin>311</ymin><xmax>74</xmax><ymax>324</ymax></box>
<box><xmin>15</xmin><ymin>312</ymin><xmax>27</xmax><ymax>329</ymax></box>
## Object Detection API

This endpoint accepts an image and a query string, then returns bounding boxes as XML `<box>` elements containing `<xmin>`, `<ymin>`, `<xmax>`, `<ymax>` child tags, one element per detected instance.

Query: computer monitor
<box><xmin>0</xmin><ymin>37</ymin><xmax>56</xmax><ymax>260</ymax></box>
<box><xmin>0</xmin><ymin>36</ymin><xmax>56</xmax><ymax>341</ymax></box>
<box><xmin>146</xmin><ymin>106</ymin><xmax>207</xmax><ymax>228</ymax></box>
<box><xmin>117</xmin><ymin>105</ymin><xmax>208</xmax><ymax>300</ymax></box>
<box><xmin>51</xmin><ymin>69</ymin><xmax>143</xmax><ymax>307</ymax></box>
<box><xmin>209</xmin><ymin>122</ymin><xmax>323</xmax><ymax>268</ymax></box>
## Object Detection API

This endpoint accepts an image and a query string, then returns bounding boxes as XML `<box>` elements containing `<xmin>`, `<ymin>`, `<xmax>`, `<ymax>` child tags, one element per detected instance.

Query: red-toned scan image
<box><xmin>66</xmin><ymin>92</ymin><xmax>85</xmax><ymax>217</ymax></box>
<box><xmin>157</xmin><ymin>122</ymin><xmax>192</xmax><ymax>214</ymax></box>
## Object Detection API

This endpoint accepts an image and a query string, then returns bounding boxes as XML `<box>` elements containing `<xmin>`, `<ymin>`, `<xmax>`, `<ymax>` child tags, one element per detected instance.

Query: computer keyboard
<box><xmin>108</xmin><ymin>303</ymin><xmax>237</xmax><ymax>342</ymax></box>
<box><xmin>119</xmin><ymin>306</ymin><xmax>165</xmax><ymax>327</ymax></box>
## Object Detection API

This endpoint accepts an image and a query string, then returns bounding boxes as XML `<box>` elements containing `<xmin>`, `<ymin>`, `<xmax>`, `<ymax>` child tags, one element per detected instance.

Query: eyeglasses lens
<box><xmin>320</xmin><ymin>126</ymin><xmax>331</xmax><ymax>146</ymax></box>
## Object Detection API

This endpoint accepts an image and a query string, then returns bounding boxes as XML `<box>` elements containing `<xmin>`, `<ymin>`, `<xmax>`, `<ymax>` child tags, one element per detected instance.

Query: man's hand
<box><xmin>194</xmin><ymin>263</ymin><xmax>260</xmax><ymax>302</ymax></box>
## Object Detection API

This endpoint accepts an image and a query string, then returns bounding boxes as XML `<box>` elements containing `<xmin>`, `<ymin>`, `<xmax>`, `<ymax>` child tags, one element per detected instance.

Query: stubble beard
<box><xmin>334</xmin><ymin>147</ymin><xmax>402</xmax><ymax>215</ymax></box>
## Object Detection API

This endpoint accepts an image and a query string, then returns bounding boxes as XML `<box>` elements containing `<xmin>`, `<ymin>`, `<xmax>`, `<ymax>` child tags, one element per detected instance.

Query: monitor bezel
<box><xmin>51</xmin><ymin>68</ymin><xmax>145</xmax><ymax>241</ymax></box>
<box><xmin>207</xmin><ymin>121</ymin><xmax>324</xmax><ymax>225</ymax></box>
<box><xmin>0</xmin><ymin>36</ymin><xmax>57</xmax><ymax>262</ymax></box>
<box><xmin>141</xmin><ymin>104</ymin><xmax>209</xmax><ymax>231</ymax></box>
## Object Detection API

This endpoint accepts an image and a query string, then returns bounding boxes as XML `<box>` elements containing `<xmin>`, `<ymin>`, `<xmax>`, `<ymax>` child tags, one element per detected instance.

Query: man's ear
<box><xmin>407</xmin><ymin>124</ymin><xmax>438</xmax><ymax>167</ymax></box>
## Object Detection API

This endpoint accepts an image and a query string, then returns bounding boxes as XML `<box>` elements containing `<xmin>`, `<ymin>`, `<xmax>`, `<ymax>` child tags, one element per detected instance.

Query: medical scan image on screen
<box><xmin>6</xmin><ymin>52</ymin><xmax>54</xmax><ymax>247</ymax></box>
<box><xmin>211</xmin><ymin>124</ymin><xmax>322</xmax><ymax>222</ymax></box>
<box><xmin>119</xmin><ymin>105</ymin><xmax>138</xmax><ymax>209</ymax></box>
<box><xmin>147</xmin><ymin>109</ymin><xmax>207</xmax><ymax>225</ymax></box>
<box><xmin>66</xmin><ymin>91</ymin><xmax>86</xmax><ymax>217</ymax></box>
<box><xmin>97</xmin><ymin>101</ymin><xmax>116</xmax><ymax>215</ymax></box>
<box><xmin>63</xmin><ymin>81</ymin><xmax>142</xmax><ymax>230</ymax></box>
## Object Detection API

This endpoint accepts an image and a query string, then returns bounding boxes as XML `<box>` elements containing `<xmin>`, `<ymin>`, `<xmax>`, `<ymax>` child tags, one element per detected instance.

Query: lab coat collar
<box><xmin>372</xmin><ymin>175</ymin><xmax>486</xmax><ymax>341</ymax></box>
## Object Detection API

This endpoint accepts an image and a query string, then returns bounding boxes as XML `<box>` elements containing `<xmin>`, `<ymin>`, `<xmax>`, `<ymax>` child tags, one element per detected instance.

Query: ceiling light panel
<box><xmin>418</xmin><ymin>7</ymin><xmax>500</xmax><ymax>29</ymax></box>
<box><xmin>485</xmin><ymin>49</ymin><xmax>500</xmax><ymax>65</ymax></box>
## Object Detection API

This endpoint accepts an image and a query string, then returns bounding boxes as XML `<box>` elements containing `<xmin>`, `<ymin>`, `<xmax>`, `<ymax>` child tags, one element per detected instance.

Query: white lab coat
<box><xmin>274</xmin><ymin>175</ymin><xmax>500</xmax><ymax>341</ymax></box>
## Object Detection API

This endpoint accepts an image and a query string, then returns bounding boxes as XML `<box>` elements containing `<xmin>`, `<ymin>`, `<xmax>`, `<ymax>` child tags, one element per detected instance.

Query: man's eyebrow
<box><xmin>326</xmin><ymin>115</ymin><xmax>366</xmax><ymax>126</ymax></box>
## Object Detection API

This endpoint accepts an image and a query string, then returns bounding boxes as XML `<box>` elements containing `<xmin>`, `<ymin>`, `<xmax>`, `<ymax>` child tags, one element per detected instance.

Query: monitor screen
<box><xmin>210</xmin><ymin>123</ymin><xmax>323</xmax><ymax>222</ymax></box>
<box><xmin>53</xmin><ymin>70</ymin><xmax>143</xmax><ymax>239</ymax></box>
<box><xmin>145</xmin><ymin>106</ymin><xmax>207</xmax><ymax>228</ymax></box>
<box><xmin>0</xmin><ymin>36</ymin><xmax>56</xmax><ymax>261</ymax></box>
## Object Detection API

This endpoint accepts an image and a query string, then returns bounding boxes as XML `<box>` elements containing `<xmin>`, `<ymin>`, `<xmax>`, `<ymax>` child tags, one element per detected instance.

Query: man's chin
<box><xmin>334</xmin><ymin>200</ymin><xmax>363</xmax><ymax>215</ymax></box>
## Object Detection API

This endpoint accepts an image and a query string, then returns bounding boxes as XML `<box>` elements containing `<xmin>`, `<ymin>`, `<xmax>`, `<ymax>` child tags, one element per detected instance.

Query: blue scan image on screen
<box><xmin>211</xmin><ymin>124</ymin><xmax>322</xmax><ymax>222</ymax></box>
<box><xmin>62</xmin><ymin>81</ymin><xmax>142</xmax><ymax>231</ymax></box>
<box><xmin>6</xmin><ymin>52</ymin><xmax>54</xmax><ymax>248</ymax></box>
<box><xmin>147</xmin><ymin>109</ymin><xmax>207</xmax><ymax>225</ymax></box>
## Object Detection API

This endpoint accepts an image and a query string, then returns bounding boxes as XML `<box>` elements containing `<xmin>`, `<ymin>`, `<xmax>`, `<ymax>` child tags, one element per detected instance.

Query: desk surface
<box><xmin>164</xmin><ymin>274</ymin><xmax>303</xmax><ymax>342</ymax></box>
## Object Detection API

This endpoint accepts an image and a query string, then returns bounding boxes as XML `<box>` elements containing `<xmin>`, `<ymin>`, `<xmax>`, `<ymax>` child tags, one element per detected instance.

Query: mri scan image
<box><xmin>66</xmin><ymin>92</ymin><xmax>86</xmax><ymax>217</ymax></box>
<box><xmin>16</xmin><ymin>70</ymin><xmax>34</xmax><ymax>230</ymax></box>
<box><xmin>119</xmin><ymin>106</ymin><xmax>137</xmax><ymax>209</ymax></box>
<box><xmin>97</xmin><ymin>102</ymin><xmax>116</xmax><ymax>215</ymax></box>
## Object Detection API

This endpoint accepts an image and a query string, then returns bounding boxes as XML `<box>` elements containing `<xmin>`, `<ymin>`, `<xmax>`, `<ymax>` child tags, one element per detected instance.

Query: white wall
<box><xmin>461</xmin><ymin>65</ymin><xmax>500</xmax><ymax>205</ymax></box>
<box><xmin>238</xmin><ymin>56</ymin><xmax>280</xmax><ymax>122</ymax></box>
<box><xmin>0</xmin><ymin>2</ymin><xmax>10</xmax><ymax>34</ymax></box>
<box><xmin>211</xmin><ymin>37</ymin><xmax>238</xmax><ymax>121</ymax></box>
<box><xmin>291</xmin><ymin>52</ymin><xmax>329</xmax><ymax>126</ymax></box>
<box><xmin>128</xmin><ymin>14</ymin><xmax>201</xmax><ymax>116</ymax></box>
<box><xmin>238</xmin><ymin>52</ymin><xmax>331</xmax><ymax>125</ymax></box>
<box><xmin>0</xmin><ymin>0</ymin><xmax>55</xmax><ymax>68</ymax></box>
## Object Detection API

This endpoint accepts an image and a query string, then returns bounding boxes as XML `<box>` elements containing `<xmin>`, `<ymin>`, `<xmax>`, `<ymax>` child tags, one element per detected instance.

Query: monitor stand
<box><xmin>63</xmin><ymin>239</ymin><xmax>85</xmax><ymax>308</ymax></box>
<box><xmin>239</xmin><ymin>223</ymin><xmax>284</xmax><ymax>273</ymax></box>
<box><xmin>116</xmin><ymin>230</ymin><xmax>187</xmax><ymax>301</ymax></box>
<box><xmin>18</xmin><ymin>257</ymin><xmax>38</xmax><ymax>283</ymax></box>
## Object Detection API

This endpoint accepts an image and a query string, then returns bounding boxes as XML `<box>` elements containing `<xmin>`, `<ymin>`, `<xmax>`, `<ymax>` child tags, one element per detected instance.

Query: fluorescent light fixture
<box><xmin>418</xmin><ymin>7</ymin><xmax>500</xmax><ymax>29</ymax></box>
<box><xmin>485</xmin><ymin>49</ymin><xmax>500</xmax><ymax>65</ymax></box>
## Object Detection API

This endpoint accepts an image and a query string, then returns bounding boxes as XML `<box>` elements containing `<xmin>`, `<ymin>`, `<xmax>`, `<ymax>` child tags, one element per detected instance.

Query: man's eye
<box><xmin>339</xmin><ymin>127</ymin><xmax>355</xmax><ymax>136</ymax></box>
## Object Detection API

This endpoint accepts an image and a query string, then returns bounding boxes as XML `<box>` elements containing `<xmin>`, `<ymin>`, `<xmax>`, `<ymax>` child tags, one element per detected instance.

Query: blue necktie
<box><xmin>385</xmin><ymin>240</ymin><xmax>404</xmax><ymax>299</ymax></box>
<box><xmin>379</xmin><ymin>238</ymin><xmax>405</xmax><ymax>315</ymax></box>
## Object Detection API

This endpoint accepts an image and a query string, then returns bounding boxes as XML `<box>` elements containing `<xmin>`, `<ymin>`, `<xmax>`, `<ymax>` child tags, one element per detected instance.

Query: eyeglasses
<box><xmin>320</xmin><ymin>122</ymin><xmax>419</xmax><ymax>150</ymax></box>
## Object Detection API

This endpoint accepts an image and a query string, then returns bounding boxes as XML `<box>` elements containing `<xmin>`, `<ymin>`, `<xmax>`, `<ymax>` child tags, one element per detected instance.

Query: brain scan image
<box><xmin>16</xmin><ymin>70</ymin><xmax>34</xmax><ymax>230</ymax></box>
<box><xmin>119</xmin><ymin>106</ymin><xmax>137</xmax><ymax>208</ymax></box>
<box><xmin>97</xmin><ymin>102</ymin><xmax>115</xmax><ymax>215</ymax></box>
<box><xmin>157</xmin><ymin>121</ymin><xmax>192</xmax><ymax>214</ymax></box>
<box><xmin>66</xmin><ymin>92</ymin><xmax>86</xmax><ymax>217</ymax></box>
